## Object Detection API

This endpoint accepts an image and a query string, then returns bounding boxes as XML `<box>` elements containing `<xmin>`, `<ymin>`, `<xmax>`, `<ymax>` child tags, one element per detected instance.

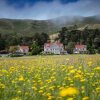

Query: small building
<box><xmin>17</xmin><ymin>46</ymin><xmax>29</xmax><ymax>54</ymax></box>
<box><xmin>44</xmin><ymin>42</ymin><xmax>64</xmax><ymax>54</ymax></box>
<box><xmin>73</xmin><ymin>45</ymin><xmax>87</xmax><ymax>54</ymax></box>
<box><xmin>9</xmin><ymin>45</ymin><xmax>29</xmax><ymax>54</ymax></box>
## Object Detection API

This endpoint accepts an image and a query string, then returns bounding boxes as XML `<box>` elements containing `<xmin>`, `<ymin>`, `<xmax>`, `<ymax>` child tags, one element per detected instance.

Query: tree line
<box><xmin>0</xmin><ymin>26</ymin><xmax>100</xmax><ymax>54</ymax></box>
<box><xmin>58</xmin><ymin>27</ymin><xmax>100</xmax><ymax>54</ymax></box>
<box><xmin>0</xmin><ymin>32</ymin><xmax>49</xmax><ymax>54</ymax></box>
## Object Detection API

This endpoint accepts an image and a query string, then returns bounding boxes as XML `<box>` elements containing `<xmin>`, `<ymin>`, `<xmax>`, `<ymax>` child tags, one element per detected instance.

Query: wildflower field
<box><xmin>0</xmin><ymin>55</ymin><xmax>100</xmax><ymax>100</ymax></box>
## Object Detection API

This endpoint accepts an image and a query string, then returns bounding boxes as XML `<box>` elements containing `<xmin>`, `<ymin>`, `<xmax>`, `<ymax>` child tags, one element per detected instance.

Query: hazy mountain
<box><xmin>0</xmin><ymin>15</ymin><xmax>100</xmax><ymax>36</ymax></box>
<box><xmin>51</xmin><ymin>15</ymin><xmax>100</xmax><ymax>26</ymax></box>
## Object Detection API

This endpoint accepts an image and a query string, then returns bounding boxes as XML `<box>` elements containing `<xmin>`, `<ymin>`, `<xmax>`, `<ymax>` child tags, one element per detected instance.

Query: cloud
<box><xmin>0</xmin><ymin>0</ymin><xmax>100</xmax><ymax>20</ymax></box>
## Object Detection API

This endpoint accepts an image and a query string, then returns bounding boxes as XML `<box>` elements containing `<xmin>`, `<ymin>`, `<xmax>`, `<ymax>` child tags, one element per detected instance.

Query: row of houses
<box><xmin>44</xmin><ymin>42</ymin><xmax>87</xmax><ymax>54</ymax></box>
<box><xmin>10</xmin><ymin>42</ymin><xmax>87</xmax><ymax>55</ymax></box>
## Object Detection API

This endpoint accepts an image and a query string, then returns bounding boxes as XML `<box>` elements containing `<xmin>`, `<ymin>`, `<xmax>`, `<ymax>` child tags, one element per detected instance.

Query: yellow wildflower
<box><xmin>47</xmin><ymin>96</ymin><xmax>53</xmax><ymax>100</ymax></box>
<box><xmin>32</xmin><ymin>86</ymin><xmax>37</xmax><ymax>91</ymax></box>
<box><xmin>82</xmin><ymin>96</ymin><xmax>89</xmax><ymax>100</ymax></box>
<box><xmin>94</xmin><ymin>67</ymin><xmax>100</xmax><ymax>71</ymax></box>
<box><xmin>67</xmin><ymin>98</ymin><xmax>74</xmax><ymax>100</ymax></box>
<box><xmin>38</xmin><ymin>90</ymin><xmax>43</xmax><ymax>93</ymax></box>
<box><xmin>96</xmin><ymin>87</ymin><xmax>100</xmax><ymax>93</ymax></box>
<box><xmin>60</xmin><ymin>87</ymin><xmax>79</xmax><ymax>97</ymax></box>
<box><xmin>0</xmin><ymin>83</ymin><xmax>5</xmax><ymax>89</ymax></box>
<box><xmin>88</xmin><ymin>61</ymin><xmax>92</xmax><ymax>67</ymax></box>
<box><xmin>18</xmin><ymin>75</ymin><xmax>25</xmax><ymax>81</ymax></box>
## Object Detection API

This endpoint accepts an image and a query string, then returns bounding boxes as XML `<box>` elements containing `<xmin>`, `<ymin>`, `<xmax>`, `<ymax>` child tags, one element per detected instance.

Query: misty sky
<box><xmin>0</xmin><ymin>0</ymin><xmax>100</xmax><ymax>20</ymax></box>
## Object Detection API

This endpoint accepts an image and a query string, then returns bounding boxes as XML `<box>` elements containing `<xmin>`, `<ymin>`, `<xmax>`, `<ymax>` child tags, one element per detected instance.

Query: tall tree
<box><xmin>31</xmin><ymin>41</ymin><xmax>41</xmax><ymax>55</ymax></box>
<box><xmin>33</xmin><ymin>32</ymin><xmax>49</xmax><ymax>49</ymax></box>
<box><xmin>66</xmin><ymin>42</ymin><xmax>75</xmax><ymax>54</ymax></box>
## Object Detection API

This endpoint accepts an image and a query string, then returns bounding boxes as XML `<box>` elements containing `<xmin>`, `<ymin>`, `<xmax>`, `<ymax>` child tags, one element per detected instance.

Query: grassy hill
<box><xmin>0</xmin><ymin>15</ymin><xmax>100</xmax><ymax>36</ymax></box>
<box><xmin>0</xmin><ymin>19</ymin><xmax>59</xmax><ymax>36</ymax></box>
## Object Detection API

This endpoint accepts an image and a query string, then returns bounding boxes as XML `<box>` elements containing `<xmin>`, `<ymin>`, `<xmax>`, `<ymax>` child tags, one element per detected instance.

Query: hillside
<box><xmin>0</xmin><ymin>19</ymin><xmax>58</xmax><ymax>36</ymax></box>
<box><xmin>0</xmin><ymin>15</ymin><xmax>100</xmax><ymax>36</ymax></box>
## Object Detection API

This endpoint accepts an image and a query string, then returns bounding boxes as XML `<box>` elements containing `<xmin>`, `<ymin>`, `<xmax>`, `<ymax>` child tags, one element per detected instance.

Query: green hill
<box><xmin>0</xmin><ymin>19</ymin><xmax>59</xmax><ymax>36</ymax></box>
<box><xmin>0</xmin><ymin>15</ymin><xmax>100</xmax><ymax>36</ymax></box>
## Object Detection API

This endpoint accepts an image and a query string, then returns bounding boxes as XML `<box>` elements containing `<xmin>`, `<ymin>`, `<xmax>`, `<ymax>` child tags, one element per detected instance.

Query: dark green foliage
<box><xmin>94</xmin><ymin>37</ymin><xmax>100</xmax><ymax>52</ymax></box>
<box><xmin>87</xmin><ymin>44</ymin><xmax>95</xmax><ymax>54</ymax></box>
<box><xmin>66</xmin><ymin>42</ymin><xmax>75</xmax><ymax>54</ymax></box>
<box><xmin>59</xmin><ymin>27</ymin><xmax>100</xmax><ymax>54</ymax></box>
<box><xmin>31</xmin><ymin>42</ymin><xmax>41</xmax><ymax>55</ymax></box>
<box><xmin>33</xmin><ymin>32</ymin><xmax>49</xmax><ymax>50</ymax></box>
<box><xmin>0</xmin><ymin>39</ymin><xmax>6</xmax><ymax>50</ymax></box>
<box><xmin>97</xmin><ymin>47</ymin><xmax>100</xmax><ymax>53</ymax></box>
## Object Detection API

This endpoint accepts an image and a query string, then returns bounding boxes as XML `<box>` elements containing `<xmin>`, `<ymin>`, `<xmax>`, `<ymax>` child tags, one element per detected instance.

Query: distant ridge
<box><xmin>0</xmin><ymin>15</ymin><xmax>100</xmax><ymax>36</ymax></box>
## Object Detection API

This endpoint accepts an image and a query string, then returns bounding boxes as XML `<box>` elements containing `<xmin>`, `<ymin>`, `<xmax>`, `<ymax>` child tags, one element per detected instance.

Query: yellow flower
<box><xmin>0</xmin><ymin>83</ymin><xmax>5</xmax><ymax>89</ymax></box>
<box><xmin>2</xmin><ymin>69</ymin><xmax>8</xmax><ymax>74</ymax></box>
<box><xmin>67</xmin><ymin>98</ymin><xmax>74</xmax><ymax>100</ymax></box>
<box><xmin>38</xmin><ymin>90</ymin><xmax>43</xmax><ymax>93</ymax></box>
<box><xmin>94</xmin><ymin>67</ymin><xmax>100</xmax><ymax>71</ymax></box>
<box><xmin>18</xmin><ymin>75</ymin><xmax>25</xmax><ymax>81</ymax></box>
<box><xmin>82</xmin><ymin>96</ymin><xmax>89</xmax><ymax>100</ymax></box>
<box><xmin>47</xmin><ymin>96</ymin><xmax>53</xmax><ymax>100</ymax></box>
<box><xmin>88</xmin><ymin>61</ymin><xmax>92</xmax><ymax>66</ymax></box>
<box><xmin>32</xmin><ymin>86</ymin><xmax>37</xmax><ymax>91</ymax></box>
<box><xmin>9</xmin><ymin>67</ymin><xmax>15</xmax><ymax>72</ymax></box>
<box><xmin>70</xmin><ymin>70</ymin><xmax>75</xmax><ymax>74</ymax></box>
<box><xmin>12</xmin><ymin>80</ymin><xmax>16</xmax><ymax>84</ymax></box>
<box><xmin>17</xmin><ymin>90</ymin><xmax>21</xmax><ymax>94</ymax></box>
<box><xmin>46</xmin><ymin>93</ymin><xmax>51</xmax><ymax>97</ymax></box>
<box><xmin>96</xmin><ymin>87</ymin><xmax>100</xmax><ymax>93</ymax></box>
<box><xmin>60</xmin><ymin>87</ymin><xmax>79</xmax><ymax>97</ymax></box>
<box><xmin>80</xmin><ymin>79</ymin><xmax>86</xmax><ymax>82</ymax></box>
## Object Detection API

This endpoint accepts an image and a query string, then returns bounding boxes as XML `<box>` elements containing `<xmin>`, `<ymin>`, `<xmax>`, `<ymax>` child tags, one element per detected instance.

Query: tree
<box><xmin>33</xmin><ymin>32</ymin><xmax>49</xmax><ymax>50</ymax></box>
<box><xmin>87</xmin><ymin>38</ymin><xmax>95</xmax><ymax>54</ymax></box>
<box><xmin>94</xmin><ymin>37</ymin><xmax>100</xmax><ymax>53</ymax></box>
<box><xmin>0</xmin><ymin>39</ymin><xmax>6</xmax><ymax>50</ymax></box>
<box><xmin>59</xmin><ymin>27</ymin><xmax>68</xmax><ymax>48</ymax></box>
<box><xmin>40</xmin><ymin>32</ymin><xmax>49</xmax><ymax>47</ymax></box>
<box><xmin>94</xmin><ymin>37</ymin><xmax>100</xmax><ymax>48</ymax></box>
<box><xmin>66</xmin><ymin>42</ymin><xmax>75</xmax><ymax>54</ymax></box>
<box><xmin>97</xmin><ymin>47</ymin><xmax>100</xmax><ymax>53</ymax></box>
<box><xmin>31</xmin><ymin>42</ymin><xmax>41</xmax><ymax>55</ymax></box>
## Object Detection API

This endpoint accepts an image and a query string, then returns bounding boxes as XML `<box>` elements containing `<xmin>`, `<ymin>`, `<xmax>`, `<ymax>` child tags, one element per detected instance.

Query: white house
<box><xmin>44</xmin><ymin>42</ymin><xmax>64</xmax><ymax>54</ymax></box>
<box><xmin>73</xmin><ymin>45</ymin><xmax>87</xmax><ymax>54</ymax></box>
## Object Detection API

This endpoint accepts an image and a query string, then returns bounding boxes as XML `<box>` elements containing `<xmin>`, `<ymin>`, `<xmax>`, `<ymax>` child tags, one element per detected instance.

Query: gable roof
<box><xmin>75</xmin><ymin>45</ymin><xmax>86</xmax><ymax>49</ymax></box>
<box><xmin>44</xmin><ymin>42</ymin><xmax>63</xmax><ymax>48</ymax></box>
<box><xmin>19</xmin><ymin>46</ymin><xmax>29</xmax><ymax>50</ymax></box>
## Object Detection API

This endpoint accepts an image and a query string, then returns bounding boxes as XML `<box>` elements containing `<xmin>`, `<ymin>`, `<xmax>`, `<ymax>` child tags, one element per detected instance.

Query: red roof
<box><xmin>75</xmin><ymin>45</ymin><xmax>86</xmax><ymax>49</ymax></box>
<box><xmin>44</xmin><ymin>42</ymin><xmax>63</xmax><ymax>48</ymax></box>
<box><xmin>19</xmin><ymin>46</ymin><xmax>29</xmax><ymax>50</ymax></box>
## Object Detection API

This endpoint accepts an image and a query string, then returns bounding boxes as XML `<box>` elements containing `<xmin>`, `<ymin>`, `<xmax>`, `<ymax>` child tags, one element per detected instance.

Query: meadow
<box><xmin>0</xmin><ymin>55</ymin><xmax>100</xmax><ymax>100</ymax></box>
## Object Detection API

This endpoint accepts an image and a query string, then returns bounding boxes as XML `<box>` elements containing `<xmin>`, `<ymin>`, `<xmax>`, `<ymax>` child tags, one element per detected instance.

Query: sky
<box><xmin>0</xmin><ymin>0</ymin><xmax>100</xmax><ymax>20</ymax></box>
